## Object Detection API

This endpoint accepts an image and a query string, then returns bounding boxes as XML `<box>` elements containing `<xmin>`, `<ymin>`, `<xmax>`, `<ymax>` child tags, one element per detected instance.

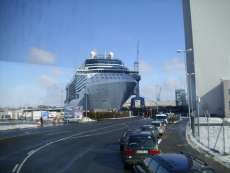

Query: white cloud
<box><xmin>140</xmin><ymin>58</ymin><xmax>186</xmax><ymax>102</ymax></box>
<box><xmin>28</xmin><ymin>48</ymin><xmax>56</xmax><ymax>65</ymax></box>
<box><xmin>163</xmin><ymin>57</ymin><xmax>185</xmax><ymax>76</ymax></box>
<box><xmin>162</xmin><ymin>79</ymin><xmax>185</xmax><ymax>100</ymax></box>
<box><xmin>38</xmin><ymin>67</ymin><xmax>70</xmax><ymax>106</ymax></box>
<box><xmin>142</xmin><ymin>79</ymin><xmax>185</xmax><ymax>102</ymax></box>
<box><xmin>39</xmin><ymin>67</ymin><xmax>67</xmax><ymax>88</ymax></box>
<box><xmin>0</xmin><ymin>85</ymin><xmax>44</xmax><ymax>107</ymax></box>
<box><xmin>39</xmin><ymin>74</ymin><xmax>56</xmax><ymax>88</ymax></box>
<box><xmin>51</xmin><ymin>67</ymin><xmax>64</xmax><ymax>77</ymax></box>
<box><xmin>42</xmin><ymin>85</ymin><xmax>65</xmax><ymax>106</ymax></box>
<box><xmin>141</xmin><ymin>85</ymin><xmax>159</xmax><ymax>100</ymax></box>
<box><xmin>0</xmin><ymin>61</ymin><xmax>73</xmax><ymax>107</ymax></box>
<box><xmin>139</xmin><ymin>61</ymin><xmax>153</xmax><ymax>73</ymax></box>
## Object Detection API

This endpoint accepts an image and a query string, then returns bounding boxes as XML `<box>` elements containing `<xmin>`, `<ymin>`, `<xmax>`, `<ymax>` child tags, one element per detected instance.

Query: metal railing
<box><xmin>193</xmin><ymin>112</ymin><xmax>230</xmax><ymax>155</ymax></box>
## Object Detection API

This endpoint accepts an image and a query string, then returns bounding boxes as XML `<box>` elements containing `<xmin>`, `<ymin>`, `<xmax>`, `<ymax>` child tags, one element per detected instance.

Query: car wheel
<box><xmin>124</xmin><ymin>163</ymin><xmax>131</xmax><ymax>169</ymax></box>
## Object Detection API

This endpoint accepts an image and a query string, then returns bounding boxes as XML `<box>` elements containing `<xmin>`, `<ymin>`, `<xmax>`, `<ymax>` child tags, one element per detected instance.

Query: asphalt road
<box><xmin>0</xmin><ymin>118</ymin><xmax>229</xmax><ymax>173</ymax></box>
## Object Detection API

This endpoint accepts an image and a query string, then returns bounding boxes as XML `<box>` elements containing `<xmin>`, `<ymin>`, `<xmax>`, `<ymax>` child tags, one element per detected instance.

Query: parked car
<box><xmin>133</xmin><ymin>153</ymin><xmax>216</xmax><ymax>173</ymax></box>
<box><xmin>140</xmin><ymin>125</ymin><xmax>159</xmax><ymax>138</ymax></box>
<box><xmin>167</xmin><ymin>113</ymin><xmax>181</xmax><ymax>124</ymax></box>
<box><xmin>154</xmin><ymin>114</ymin><xmax>168</xmax><ymax>124</ymax></box>
<box><xmin>122</xmin><ymin>132</ymin><xmax>160</xmax><ymax>168</ymax></box>
<box><xmin>119</xmin><ymin>128</ymin><xmax>141</xmax><ymax>152</ymax></box>
<box><xmin>151</xmin><ymin>120</ymin><xmax>165</xmax><ymax>136</ymax></box>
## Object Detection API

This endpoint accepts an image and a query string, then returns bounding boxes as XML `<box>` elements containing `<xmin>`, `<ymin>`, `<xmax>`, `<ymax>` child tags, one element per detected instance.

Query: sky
<box><xmin>0</xmin><ymin>0</ymin><xmax>186</xmax><ymax>107</ymax></box>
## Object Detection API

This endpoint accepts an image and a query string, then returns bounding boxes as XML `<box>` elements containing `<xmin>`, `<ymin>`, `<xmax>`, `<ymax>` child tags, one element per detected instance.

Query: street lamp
<box><xmin>176</xmin><ymin>48</ymin><xmax>193</xmax><ymax>53</ymax></box>
<box><xmin>176</xmin><ymin>48</ymin><xmax>194</xmax><ymax>129</ymax></box>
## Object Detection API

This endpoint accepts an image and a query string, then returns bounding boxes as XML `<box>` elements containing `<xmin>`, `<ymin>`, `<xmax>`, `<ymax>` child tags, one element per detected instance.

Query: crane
<box><xmin>156</xmin><ymin>86</ymin><xmax>162</xmax><ymax>102</ymax></box>
<box><xmin>155</xmin><ymin>86</ymin><xmax>162</xmax><ymax>113</ymax></box>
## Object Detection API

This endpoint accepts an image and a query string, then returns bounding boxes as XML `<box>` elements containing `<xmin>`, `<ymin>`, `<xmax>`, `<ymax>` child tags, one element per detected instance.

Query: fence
<box><xmin>193</xmin><ymin>113</ymin><xmax>230</xmax><ymax>155</ymax></box>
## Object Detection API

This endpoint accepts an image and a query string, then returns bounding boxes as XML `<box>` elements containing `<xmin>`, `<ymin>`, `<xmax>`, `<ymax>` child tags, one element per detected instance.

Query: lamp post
<box><xmin>187</xmin><ymin>72</ymin><xmax>195</xmax><ymax>114</ymax></box>
<box><xmin>85</xmin><ymin>88</ymin><xmax>88</xmax><ymax>118</ymax></box>
<box><xmin>176</xmin><ymin>48</ymin><xmax>192</xmax><ymax>115</ymax></box>
<box><xmin>176</xmin><ymin>48</ymin><xmax>194</xmax><ymax>134</ymax></box>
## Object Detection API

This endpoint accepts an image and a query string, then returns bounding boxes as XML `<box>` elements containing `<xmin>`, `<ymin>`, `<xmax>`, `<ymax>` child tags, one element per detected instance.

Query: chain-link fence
<box><xmin>193</xmin><ymin>113</ymin><xmax>230</xmax><ymax>155</ymax></box>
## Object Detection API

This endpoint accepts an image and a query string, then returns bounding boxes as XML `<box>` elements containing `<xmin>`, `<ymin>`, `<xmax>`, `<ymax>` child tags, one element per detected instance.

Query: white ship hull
<box><xmin>65</xmin><ymin>78</ymin><xmax>137</xmax><ymax>114</ymax></box>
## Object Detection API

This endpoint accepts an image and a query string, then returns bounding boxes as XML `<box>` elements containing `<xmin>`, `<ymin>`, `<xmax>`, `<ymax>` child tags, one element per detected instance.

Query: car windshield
<box><xmin>156</xmin><ymin>116</ymin><xmax>167</xmax><ymax>120</ymax></box>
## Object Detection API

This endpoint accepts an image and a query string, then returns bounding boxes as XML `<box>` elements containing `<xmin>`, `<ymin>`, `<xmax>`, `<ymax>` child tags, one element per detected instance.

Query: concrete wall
<box><xmin>183</xmin><ymin>0</ymin><xmax>230</xmax><ymax>116</ymax></box>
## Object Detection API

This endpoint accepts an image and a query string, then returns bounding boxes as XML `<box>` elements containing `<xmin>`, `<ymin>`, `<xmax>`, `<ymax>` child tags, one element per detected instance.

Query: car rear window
<box><xmin>152</xmin><ymin>123</ymin><xmax>160</xmax><ymax>127</ymax></box>
<box><xmin>128</xmin><ymin>136</ymin><xmax>156</xmax><ymax>148</ymax></box>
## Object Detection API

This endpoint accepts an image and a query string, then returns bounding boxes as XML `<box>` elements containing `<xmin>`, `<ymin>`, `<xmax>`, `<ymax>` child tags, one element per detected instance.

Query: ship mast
<box><xmin>134</xmin><ymin>40</ymin><xmax>140</xmax><ymax>97</ymax></box>
<box><xmin>134</xmin><ymin>40</ymin><xmax>140</xmax><ymax>73</ymax></box>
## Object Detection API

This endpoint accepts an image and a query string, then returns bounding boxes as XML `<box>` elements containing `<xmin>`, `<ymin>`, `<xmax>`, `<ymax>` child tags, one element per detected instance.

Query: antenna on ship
<box><xmin>104</xmin><ymin>49</ymin><xmax>107</xmax><ymax>59</ymax></box>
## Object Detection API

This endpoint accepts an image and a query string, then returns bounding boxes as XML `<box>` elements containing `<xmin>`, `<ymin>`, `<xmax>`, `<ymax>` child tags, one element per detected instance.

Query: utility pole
<box><xmin>85</xmin><ymin>90</ymin><xmax>88</xmax><ymax>118</ymax></box>
<box><xmin>197</xmin><ymin>96</ymin><xmax>200</xmax><ymax>141</ymax></box>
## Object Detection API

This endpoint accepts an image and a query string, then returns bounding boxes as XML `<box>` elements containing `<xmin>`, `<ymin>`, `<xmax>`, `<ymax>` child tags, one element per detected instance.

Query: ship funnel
<box><xmin>107</xmin><ymin>52</ymin><xmax>114</xmax><ymax>59</ymax></box>
<box><xmin>90</xmin><ymin>50</ymin><xmax>96</xmax><ymax>59</ymax></box>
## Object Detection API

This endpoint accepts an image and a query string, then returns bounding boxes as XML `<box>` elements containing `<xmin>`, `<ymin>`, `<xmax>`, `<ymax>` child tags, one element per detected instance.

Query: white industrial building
<box><xmin>182</xmin><ymin>0</ymin><xmax>230</xmax><ymax>117</ymax></box>
<box><xmin>0</xmin><ymin>107</ymin><xmax>64</xmax><ymax>120</ymax></box>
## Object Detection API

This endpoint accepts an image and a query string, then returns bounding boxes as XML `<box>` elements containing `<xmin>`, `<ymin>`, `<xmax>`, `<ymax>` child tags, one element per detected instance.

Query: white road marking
<box><xmin>12</xmin><ymin>163</ymin><xmax>18</xmax><ymax>173</ymax></box>
<box><xmin>27</xmin><ymin>150</ymin><xmax>35</xmax><ymax>155</ymax></box>
<box><xmin>16</xmin><ymin>123</ymin><xmax>127</xmax><ymax>173</ymax></box>
<box><xmin>56</xmin><ymin>147</ymin><xmax>93</xmax><ymax>173</ymax></box>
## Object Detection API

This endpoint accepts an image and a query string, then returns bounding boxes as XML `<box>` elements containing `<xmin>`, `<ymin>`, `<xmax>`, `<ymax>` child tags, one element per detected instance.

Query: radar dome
<box><xmin>107</xmin><ymin>52</ymin><xmax>114</xmax><ymax>59</ymax></box>
<box><xmin>90</xmin><ymin>50</ymin><xmax>96</xmax><ymax>59</ymax></box>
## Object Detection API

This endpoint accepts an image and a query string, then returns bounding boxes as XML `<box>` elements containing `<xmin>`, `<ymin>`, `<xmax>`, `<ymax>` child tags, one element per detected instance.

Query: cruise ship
<box><xmin>64</xmin><ymin>51</ymin><xmax>140</xmax><ymax>116</ymax></box>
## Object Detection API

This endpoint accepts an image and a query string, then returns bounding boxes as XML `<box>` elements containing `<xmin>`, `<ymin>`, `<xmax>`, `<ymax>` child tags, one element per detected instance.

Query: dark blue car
<box><xmin>133</xmin><ymin>153</ymin><xmax>216</xmax><ymax>173</ymax></box>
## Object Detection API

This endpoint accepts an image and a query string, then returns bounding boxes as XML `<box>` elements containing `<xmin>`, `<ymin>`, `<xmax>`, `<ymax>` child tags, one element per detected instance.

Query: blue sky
<box><xmin>0</xmin><ymin>0</ymin><xmax>186</xmax><ymax>107</ymax></box>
